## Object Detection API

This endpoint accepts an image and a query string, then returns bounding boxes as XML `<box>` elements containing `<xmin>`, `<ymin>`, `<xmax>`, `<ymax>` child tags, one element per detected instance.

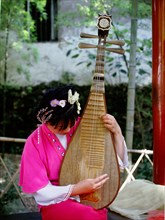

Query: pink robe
<box><xmin>19</xmin><ymin>120</ymin><xmax>107</xmax><ymax>220</ymax></box>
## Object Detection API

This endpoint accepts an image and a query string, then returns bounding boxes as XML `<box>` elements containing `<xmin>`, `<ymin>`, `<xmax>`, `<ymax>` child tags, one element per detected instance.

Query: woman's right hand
<box><xmin>71</xmin><ymin>174</ymin><xmax>109</xmax><ymax>196</ymax></box>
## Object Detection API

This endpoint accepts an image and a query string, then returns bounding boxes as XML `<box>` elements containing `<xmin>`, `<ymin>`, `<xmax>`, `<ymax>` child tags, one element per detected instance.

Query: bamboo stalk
<box><xmin>0</xmin><ymin>137</ymin><xmax>26</xmax><ymax>143</ymax></box>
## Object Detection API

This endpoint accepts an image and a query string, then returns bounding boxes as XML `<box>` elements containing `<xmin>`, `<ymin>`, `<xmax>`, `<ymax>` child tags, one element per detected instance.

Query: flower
<box><xmin>59</xmin><ymin>100</ymin><xmax>66</xmax><ymax>108</ymax></box>
<box><xmin>50</xmin><ymin>99</ymin><xmax>66</xmax><ymax>108</ymax></box>
<box><xmin>68</xmin><ymin>89</ymin><xmax>81</xmax><ymax>114</ymax></box>
<box><xmin>77</xmin><ymin>102</ymin><xmax>81</xmax><ymax>114</ymax></box>
<box><xmin>68</xmin><ymin>89</ymin><xmax>79</xmax><ymax>104</ymax></box>
<box><xmin>49</xmin><ymin>90</ymin><xmax>81</xmax><ymax>114</ymax></box>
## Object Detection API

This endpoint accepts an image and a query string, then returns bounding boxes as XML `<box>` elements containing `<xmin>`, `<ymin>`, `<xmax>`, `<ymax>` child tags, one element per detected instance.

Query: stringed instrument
<box><xmin>59</xmin><ymin>14</ymin><xmax>125</xmax><ymax>209</ymax></box>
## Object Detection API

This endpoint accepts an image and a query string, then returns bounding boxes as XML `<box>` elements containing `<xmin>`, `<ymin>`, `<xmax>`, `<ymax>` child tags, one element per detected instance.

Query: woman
<box><xmin>19</xmin><ymin>85</ymin><xmax>128</xmax><ymax>220</ymax></box>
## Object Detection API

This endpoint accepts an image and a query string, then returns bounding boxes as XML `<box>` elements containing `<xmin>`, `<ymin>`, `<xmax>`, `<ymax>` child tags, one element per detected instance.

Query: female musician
<box><xmin>19</xmin><ymin>85</ymin><xmax>128</xmax><ymax>220</ymax></box>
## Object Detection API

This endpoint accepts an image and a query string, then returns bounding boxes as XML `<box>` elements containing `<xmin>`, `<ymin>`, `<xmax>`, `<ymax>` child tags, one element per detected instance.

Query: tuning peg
<box><xmin>105</xmin><ymin>40</ymin><xmax>125</xmax><ymax>46</ymax></box>
<box><xmin>79</xmin><ymin>42</ymin><xmax>125</xmax><ymax>54</ymax></box>
<box><xmin>80</xmin><ymin>33</ymin><xmax>98</xmax><ymax>38</ymax></box>
<box><xmin>80</xmin><ymin>34</ymin><xmax>125</xmax><ymax>47</ymax></box>
<box><xmin>79</xmin><ymin>43</ymin><xmax>125</xmax><ymax>54</ymax></box>
<box><xmin>78</xmin><ymin>43</ymin><xmax>125</xmax><ymax>54</ymax></box>
<box><xmin>78</xmin><ymin>43</ymin><xmax>97</xmax><ymax>49</ymax></box>
<box><xmin>105</xmin><ymin>48</ymin><xmax>125</xmax><ymax>54</ymax></box>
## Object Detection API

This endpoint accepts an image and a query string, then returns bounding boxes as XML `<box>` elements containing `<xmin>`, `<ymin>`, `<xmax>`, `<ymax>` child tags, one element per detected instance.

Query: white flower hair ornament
<box><xmin>68</xmin><ymin>89</ymin><xmax>81</xmax><ymax>114</ymax></box>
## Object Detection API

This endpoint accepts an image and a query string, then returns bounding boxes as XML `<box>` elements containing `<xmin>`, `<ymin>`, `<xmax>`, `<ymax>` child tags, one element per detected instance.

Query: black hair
<box><xmin>37</xmin><ymin>85</ymin><xmax>80</xmax><ymax>130</ymax></box>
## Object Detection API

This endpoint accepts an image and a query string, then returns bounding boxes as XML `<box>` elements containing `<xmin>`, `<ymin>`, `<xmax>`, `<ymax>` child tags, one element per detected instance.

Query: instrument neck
<box><xmin>91</xmin><ymin>45</ymin><xmax>105</xmax><ymax>94</ymax></box>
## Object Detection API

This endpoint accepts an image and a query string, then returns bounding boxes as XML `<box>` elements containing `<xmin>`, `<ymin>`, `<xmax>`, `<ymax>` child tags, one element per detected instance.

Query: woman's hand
<box><xmin>71</xmin><ymin>174</ymin><xmax>109</xmax><ymax>196</ymax></box>
<box><xmin>101</xmin><ymin>114</ymin><xmax>125</xmax><ymax>162</ymax></box>
<box><xmin>101</xmin><ymin>114</ymin><xmax>122</xmax><ymax>136</ymax></box>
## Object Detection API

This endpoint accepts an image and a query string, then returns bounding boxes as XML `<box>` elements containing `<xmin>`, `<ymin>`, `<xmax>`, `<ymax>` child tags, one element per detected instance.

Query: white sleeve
<box><xmin>33</xmin><ymin>182</ymin><xmax>79</xmax><ymax>206</ymax></box>
<box><xmin>118</xmin><ymin>140</ymin><xmax>129</xmax><ymax>170</ymax></box>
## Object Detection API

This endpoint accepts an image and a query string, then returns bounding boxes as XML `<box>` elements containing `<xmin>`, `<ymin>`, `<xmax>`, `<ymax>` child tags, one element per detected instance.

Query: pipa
<box><xmin>59</xmin><ymin>14</ymin><xmax>125</xmax><ymax>209</ymax></box>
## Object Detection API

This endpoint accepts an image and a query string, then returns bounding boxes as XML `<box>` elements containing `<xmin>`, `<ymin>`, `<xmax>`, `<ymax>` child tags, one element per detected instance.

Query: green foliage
<box><xmin>0</xmin><ymin>0</ymin><xmax>44</xmax><ymax>87</ymax></box>
<box><xmin>138</xmin><ymin>2</ymin><xmax>151</xmax><ymax>18</ymax></box>
<box><xmin>57</xmin><ymin>11</ymin><xmax>83</xmax><ymax>27</ymax></box>
<box><xmin>60</xmin><ymin>71</ymin><xmax>75</xmax><ymax>84</ymax></box>
<box><xmin>1</xmin><ymin>0</ymin><xmax>46</xmax><ymax>41</ymax></box>
<box><xmin>110</xmin><ymin>0</ymin><xmax>132</xmax><ymax>16</ymax></box>
<box><xmin>136</xmin><ymin>159</ymin><xmax>153</xmax><ymax>181</ymax></box>
<box><xmin>77</xmin><ymin>0</ymin><xmax>112</xmax><ymax>20</ymax></box>
<box><xmin>1</xmin><ymin>0</ymin><xmax>31</xmax><ymax>41</ymax></box>
<box><xmin>0</xmin><ymin>154</ymin><xmax>21</xmax><ymax>214</ymax></box>
<box><xmin>57</xmin><ymin>0</ymin><xmax>151</xmax><ymax>28</ymax></box>
<box><xmin>30</xmin><ymin>0</ymin><xmax>47</xmax><ymax>18</ymax></box>
<box><xmin>16</xmin><ymin>45</ymin><xmax>39</xmax><ymax>79</ymax></box>
<box><xmin>134</xmin><ymin>85</ymin><xmax>152</xmax><ymax>150</ymax></box>
<box><xmin>0</xmin><ymin>186</ymin><xmax>20</xmax><ymax>214</ymax></box>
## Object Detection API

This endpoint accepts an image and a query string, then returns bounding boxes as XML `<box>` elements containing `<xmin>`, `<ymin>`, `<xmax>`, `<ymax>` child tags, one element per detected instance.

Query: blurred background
<box><xmin>0</xmin><ymin>0</ymin><xmax>152</xmax><ymax>215</ymax></box>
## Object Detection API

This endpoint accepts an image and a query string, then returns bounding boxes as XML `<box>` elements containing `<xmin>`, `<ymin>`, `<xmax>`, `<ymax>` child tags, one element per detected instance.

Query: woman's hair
<box><xmin>36</xmin><ymin>85</ymin><xmax>80</xmax><ymax>130</ymax></box>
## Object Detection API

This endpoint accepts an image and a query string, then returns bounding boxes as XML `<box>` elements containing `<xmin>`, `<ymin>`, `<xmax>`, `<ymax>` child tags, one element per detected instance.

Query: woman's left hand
<box><xmin>101</xmin><ymin>114</ymin><xmax>125</xmax><ymax>161</ymax></box>
<box><xmin>101</xmin><ymin>114</ymin><xmax>122</xmax><ymax>136</ymax></box>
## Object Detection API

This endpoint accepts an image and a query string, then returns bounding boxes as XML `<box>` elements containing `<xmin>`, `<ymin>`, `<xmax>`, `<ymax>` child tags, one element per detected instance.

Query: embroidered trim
<box><xmin>63</xmin><ymin>184</ymin><xmax>75</xmax><ymax>201</ymax></box>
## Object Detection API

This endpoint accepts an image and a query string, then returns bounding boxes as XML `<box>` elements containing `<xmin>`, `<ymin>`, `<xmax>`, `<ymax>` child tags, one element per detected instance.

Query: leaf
<box><xmin>112</xmin><ymin>72</ymin><xmax>117</xmax><ymax>77</ymax></box>
<box><xmin>87</xmin><ymin>62</ymin><xmax>92</xmax><ymax>67</ymax></box>
<box><xmin>66</xmin><ymin>49</ymin><xmax>72</xmax><ymax>57</ymax></box>
<box><xmin>76</xmin><ymin>61</ymin><xmax>85</xmax><ymax>66</ymax></box>
<box><xmin>71</xmin><ymin>54</ymin><xmax>79</xmax><ymax>58</ymax></box>
<box><xmin>120</xmin><ymin>69</ymin><xmax>127</xmax><ymax>74</ymax></box>
<box><xmin>139</xmin><ymin>69</ymin><xmax>146</xmax><ymax>75</ymax></box>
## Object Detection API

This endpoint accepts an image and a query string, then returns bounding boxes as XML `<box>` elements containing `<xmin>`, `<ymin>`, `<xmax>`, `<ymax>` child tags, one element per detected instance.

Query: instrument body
<box><xmin>60</xmin><ymin>15</ymin><xmax>124</xmax><ymax>209</ymax></box>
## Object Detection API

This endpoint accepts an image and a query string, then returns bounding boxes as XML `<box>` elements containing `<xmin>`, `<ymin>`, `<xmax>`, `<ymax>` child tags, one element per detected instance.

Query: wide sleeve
<box><xmin>19</xmin><ymin>133</ymin><xmax>49</xmax><ymax>193</ymax></box>
<box><xmin>33</xmin><ymin>182</ymin><xmax>80</xmax><ymax>205</ymax></box>
<box><xmin>118</xmin><ymin>140</ymin><xmax>129</xmax><ymax>170</ymax></box>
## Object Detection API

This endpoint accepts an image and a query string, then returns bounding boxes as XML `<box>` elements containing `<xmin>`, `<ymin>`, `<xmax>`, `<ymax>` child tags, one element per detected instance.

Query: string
<box><xmin>88</xmin><ymin>35</ymin><xmax>106</xmax><ymax>170</ymax></box>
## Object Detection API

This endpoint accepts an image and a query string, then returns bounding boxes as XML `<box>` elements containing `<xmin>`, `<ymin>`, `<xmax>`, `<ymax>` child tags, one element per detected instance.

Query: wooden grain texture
<box><xmin>59</xmin><ymin>92</ymin><xmax>120</xmax><ymax>209</ymax></box>
<box><xmin>60</xmin><ymin>15</ymin><xmax>120</xmax><ymax>209</ymax></box>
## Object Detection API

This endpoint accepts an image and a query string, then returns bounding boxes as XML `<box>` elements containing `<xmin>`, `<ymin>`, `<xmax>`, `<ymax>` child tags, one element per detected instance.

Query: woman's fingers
<box><xmin>95</xmin><ymin>174</ymin><xmax>109</xmax><ymax>183</ymax></box>
<box><xmin>72</xmin><ymin>174</ymin><xmax>109</xmax><ymax>196</ymax></box>
<box><xmin>101</xmin><ymin>114</ymin><xmax>121</xmax><ymax>134</ymax></box>
<box><xmin>94</xmin><ymin>174</ymin><xmax>109</xmax><ymax>189</ymax></box>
